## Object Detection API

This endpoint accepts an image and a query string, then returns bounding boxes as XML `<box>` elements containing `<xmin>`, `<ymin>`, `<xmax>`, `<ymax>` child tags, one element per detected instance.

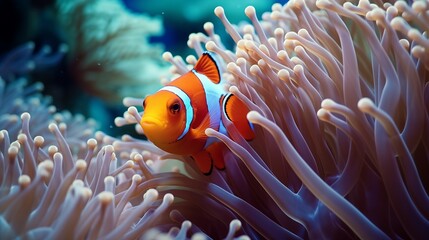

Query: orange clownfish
<box><xmin>140</xmin><ymin>52</ymin><xmax>254</xmax><ymax>175</ymax></box>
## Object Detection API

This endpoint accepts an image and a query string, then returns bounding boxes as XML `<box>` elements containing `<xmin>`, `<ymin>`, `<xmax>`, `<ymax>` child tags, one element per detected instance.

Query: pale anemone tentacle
<box><xmin>2</xmin><ymin>0</ymin><xmax>429</xmax><ymax>238</ymax></box>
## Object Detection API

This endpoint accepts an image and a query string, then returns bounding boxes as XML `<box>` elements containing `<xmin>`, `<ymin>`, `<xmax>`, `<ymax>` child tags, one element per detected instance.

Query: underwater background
<box><xmin>0</xmin><ymin>0</ymin><xmax>277</xmax><ymax>137</ymax></box>
<box><xmin>1</xmin><ymin>0</ymin><xmax>429</xmax><ymax>239</ymax></box>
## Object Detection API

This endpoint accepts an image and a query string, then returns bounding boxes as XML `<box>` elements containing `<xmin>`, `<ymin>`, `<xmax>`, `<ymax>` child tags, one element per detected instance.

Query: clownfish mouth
<box><xmin>140</xmin><ymin>116</ymin><xmax>166</xmax><ymax>130</ymax></box>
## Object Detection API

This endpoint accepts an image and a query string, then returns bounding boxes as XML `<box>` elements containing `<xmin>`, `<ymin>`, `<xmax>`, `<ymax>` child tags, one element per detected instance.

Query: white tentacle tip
<box><xmin>229</xmin><ymin>85</ymin><xmax>239</xmax><ymax>93</ymax></box>
<box><xmin>37</xmin><ymin>160</ymin><xmax>54</xmax><ymax>177</ymax></box>
<box><xmin>163</xmin><ymin>193</ymin><xmax>174</xmax><ymax>204</ymax></box>
<box><xmin>182</xmin><ymin>220</ymin><xmax>192</xmax><ymax>229</ymax></box>
<box><xmin>320</xmin><ymin>98</ymin><xmax>336</xmax><ymax>108</ymax></box>
<box><xmin>144</xmin><ymin>189</ymin><xmax>159</xmax><ymax>201</ymax></box>
<box><xmin>245</xmin><ymin>6</ymin><xmax>256</xmax><ymax>17</ymax></box>
<box><xmin>214</xmin><ymin>6</ymin><xmax>224</xmax><ymax>16</ymax></box>
<box><xmin>75</xmin><ymin>160</ymin><xmax>87</xmax><ymax>172</ymax></box>
<box><xmin>19</xmin><ymin>175</ymin><xmax>31</xmax><ymax>187</ymax></box>
<box><xmin>205</xmin><ymin>41</ymin><xmax>217</xmax><ymax>51</ymax></box>
<box><xmin>357</xmin><ymin>98</ymin><xmax>375</xmax><ymax>111</ymax></box>
<box><xmin>127</xmin><ymin>106</ymin><xmax>138</xmax><ymax>114</ymax></box>
<box><xmin>226</xmin><ymin>62</ymin><xmax>239</xmax><ymax>73</ymax></box>
<box><xmin>48</xmin><ymin>123</ymin><xmax>58</xmax><ymax>132</ymax></box>
<box><xmin>87</xmin><ymin>138</ymin><xmax>97</xmax><ymax>149</ymax></box>
<box><xmin>34</xmin><ymin>136</ymin><xmax>45</xmax><ymax>147</ymax></box>
<box><xmin>203</xmin><ymin>22</ymin><xmax>214</xmax><ymax>31</ymax></box>
<box><xmin>162</xmin><ymin>51</ymin><xmax>173</xmax><ymax>61</ymax></box>
<box><xmin>247</xmin><ymin>111</ymin><xmax>261</xmax><ymax>122</ymax></box>
<box><xmin>230</xmin><ymin>219</ymin><xmax>242</xmax><ymax>231</ymax></box>
<box><xmin>98</xmin><ymin>191</ymin><xmax>114</xmax><ymax>204</ymax></box>
<box><xmin>132</xmin><ymin>174</ymin><xmax>142</xmax><ymax>183</ymax></box>
<box><xmin>104</xmin><ymin>176</ymin><xmax>115</xmax><ymax>184</ymax></box>
<box><xmin>20</xmin><ymin>112</ymin><xmax>31</xmax><ymax>121</ymax></box>
<box><xmin>205</xmin><ymin>128</ymin><xmax>216</xmax><ymax>136</ymax></box>
<box><xmin>317</xmin><ymin>109</ymin><xmax>330</xmax><ymax>120</ymax></box>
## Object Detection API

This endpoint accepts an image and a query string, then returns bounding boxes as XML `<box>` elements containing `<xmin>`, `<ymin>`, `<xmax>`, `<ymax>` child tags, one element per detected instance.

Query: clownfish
<box><xmin>140</xmin><ymin>52</ymin><xmax>254</xmax><ymax>175</ymax></box>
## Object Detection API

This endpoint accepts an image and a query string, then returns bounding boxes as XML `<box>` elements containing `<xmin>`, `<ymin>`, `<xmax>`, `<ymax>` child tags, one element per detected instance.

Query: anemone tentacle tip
<box><xmin>145</xmin><ymin>189</ymin><xmax>159</xmax><ymax>200</ymax></box>
<box><xmin>204</xmin><ymin>128</ymin><xmax>216</xmax><ymax>136</ymax></box>
<box><xmin>320</xmin><ymin>98</ymin><xmax>336</xmax><ymax>108</ymax></box>
<box><xmin>182</xmin><ymin>220</ymin><xmax>192</xmax><ymax>228</ymax></box>
<box><xmin>230</xmin><ymin>219</ymin><xmax>242</xmax><ymax>229</ymax></box>
<box><xmin>214</xmin><ymin>6</ymin><xmax>224</xmax><ymax>16</ymax></box>
<box><xmin>48</xmin><ymin>123</ymin><xmax>58</xmax><ymax>132</ymax></box>
<box><xmin>86</xmin><ymin>138</ymin><xmax>97</xmax><ymax>147</ymax></box>
<box><xmin>75</xmin><ymin>160</ymin><xmax>87</xmax><ymax>171</ymax></box>
<box><xmin>245</xmin><ymin>6</ymin><xmax>256</xmax><ymax>17</ymax></box>
<box><xmin>127</xmin><ymin>106</ymin><xmax>138</xmax><ymax>114</ymax></box>
<box><xmin>98</xmin><ymin>191</ymin><xmax>114</xmax><ymax>204</ymax></box>
<box><xmin>163</xmin><ymin>193</ymin><xmax>175</xmax><ymax>203</ymax></box>
<box><xmin>17</xmin><ymin>133</ymin><xmax>27</xmax><ymax>143</ymax></box>
<box><xmin>104</xmin><ymin>176</ymin><xmax>115</xmax><ymax>184</ymax></box>
<box><xmin>317</xmin><ymin>109</ymin><xmax>330</xmax><ymax>120</ymax></box>
<box><xmin>247</xmin><ymin>111</ymin><xmax>261</xmax><ymax>122</ymax></box>
<box><xmin>132</xmin><ymin>174</ymin><xmax>142</xmax><ymax>183</ymax></box>
<box><xmin>20</xmin><ymin>112</ymin><xmax>31</xmax><ymax>120</ymax></box>
<box><xmin>357</xmin><ymin>98</ymin><xmax>375</xmax><ymax>111</ymax></box>
<box><xmin>34</xmin><ymin>136</ymin><xmax>45</xmax><ymax>146</ymax></box>
<box><xmin>18</xmin><ymin>175</ymin><xmax>31</xmax><ymax>186</ymax></box>
<box><xmin>203</xmin><ymin>22</ymin><xmax>214</xmax><ymax>31</ymax></box>
<box><xmin>226</xmin><ymin>62</ymin><xmax>238</xmax><ymax>72</ymax></box>
<box><xmin>205</xmin><ymin>41</ymin><xmax>217</xmax><ymax>51</ymax></box>
<box><xmin>162</xmin><ymin>51</ymin><xmax>173</xmax><ymax>61</ymax></box>
<box><xmin>229</xmin><ymin>85</ymin><xmax>239</xmax><ymax>93</ymax></box>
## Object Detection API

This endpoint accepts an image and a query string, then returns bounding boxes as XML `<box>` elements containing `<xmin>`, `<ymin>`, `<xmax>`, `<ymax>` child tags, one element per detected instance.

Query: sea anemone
<box><xmin>0</xmin><ymin>42</ymin><xmax>67</xmax><ymax>81</ymax></box>
<box><xmin>0</xmin><ymin>108</ymin><xmax>243</xmax><ymax>239</ymax></box>
<box><xmin>0</xmin><ymin>44</ymin><xmax>243</xmax><ymax>239</ymax></box>
<box><xmin>55</xmin><ymin>0</ymin><xmax>168</xmax><ymax>104</ymax></box>
<box><xmin>0</xmin><ymin>46</ymin><xmax>188</xmax><ymax>239</ymax></box>
<box><xmin>117</xmin><ymin>0</ymin><xmax>429</xmax><ymax>238</ymax></box>
<box><xmin>1</xmin><ymin>0</ymin><xmax>429</xmax><ymax>239</ymax></box>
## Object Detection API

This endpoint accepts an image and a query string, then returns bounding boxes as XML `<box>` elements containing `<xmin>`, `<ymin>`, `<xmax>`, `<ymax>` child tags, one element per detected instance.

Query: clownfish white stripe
<box><xmin>203</xmin><ymin>115</ymin><xmax>227</xmax><ymax>149</ymax></box>
<box><xmin>222</xmin><ymin>93</ymin><xmax>233</xmax><ymax>121</ymax></box>
<box><xmin>193</xmin><ymin>70</ymin><xmax>223</xmax><ymax>129</ymax></box>
<box><xmin>159</xmin><ymin>86</ymin><xmax>193</xmax><ymax>140</ymax></box>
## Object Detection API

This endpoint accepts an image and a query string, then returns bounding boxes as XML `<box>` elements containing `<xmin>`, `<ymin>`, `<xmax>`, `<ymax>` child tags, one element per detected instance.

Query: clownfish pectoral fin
<box><xmin>194</xmin><ymin>52</ymin><xmax>221</xmax><ymax>84</ymax></box>
<box><xmin>206</xmin><ymin>142</ymin><xmax>226</xmax><ymax>170</ymax></box>
<box><xmin>190</xmin><ymin>113</ymin><xmax>217</xmax><ymax>140</ymax></box>
<box><xmin>223</xmin><ymin>94</ymin><xmax>255</xmax><ymax>141</ymax></box>
<box><xmin>192</xmin><ymin>151</ymin><xmax>213</xmax><ymax>175</ymax></box>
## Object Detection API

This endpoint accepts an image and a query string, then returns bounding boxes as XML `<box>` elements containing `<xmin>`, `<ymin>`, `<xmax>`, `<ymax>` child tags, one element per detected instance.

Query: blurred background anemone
<box><xmin>1</xmin><ymin>0</ymin><xmax>429</xmax><ymax>239</ymax></box>
<box><xmin>55</xmin><ymin>0</ymin><xmax>166</xmax><ymax>104</ymax></box>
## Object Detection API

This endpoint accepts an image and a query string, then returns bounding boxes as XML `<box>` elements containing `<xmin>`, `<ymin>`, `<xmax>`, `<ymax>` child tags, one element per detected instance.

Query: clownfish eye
<box><xmin>142</xmin><ymin>99</ymin><xmax>146</xmax><ymax>109</ymax></box>
<box><xmin>169</xmin><ymin>102</ymin><xmax>180</xmax><ymax>114</ymax></box>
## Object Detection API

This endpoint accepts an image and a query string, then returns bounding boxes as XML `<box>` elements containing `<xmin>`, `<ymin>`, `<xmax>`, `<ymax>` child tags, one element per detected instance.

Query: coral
<box><xmin>55</xmin><ymin>0</ymin><xmax>168</xmax><ymax>104</ymax></box>
<box><xmin>1</xmin><ymin>0</ymin><xmax>429</xmax><ymax>239</ymax></box>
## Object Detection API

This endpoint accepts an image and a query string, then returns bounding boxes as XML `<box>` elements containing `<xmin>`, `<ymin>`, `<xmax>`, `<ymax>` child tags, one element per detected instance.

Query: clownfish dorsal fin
<box><xmin>194</xmin><ymin>52</ymin><xmax>221</xmax><ymax>84</ymax></box>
